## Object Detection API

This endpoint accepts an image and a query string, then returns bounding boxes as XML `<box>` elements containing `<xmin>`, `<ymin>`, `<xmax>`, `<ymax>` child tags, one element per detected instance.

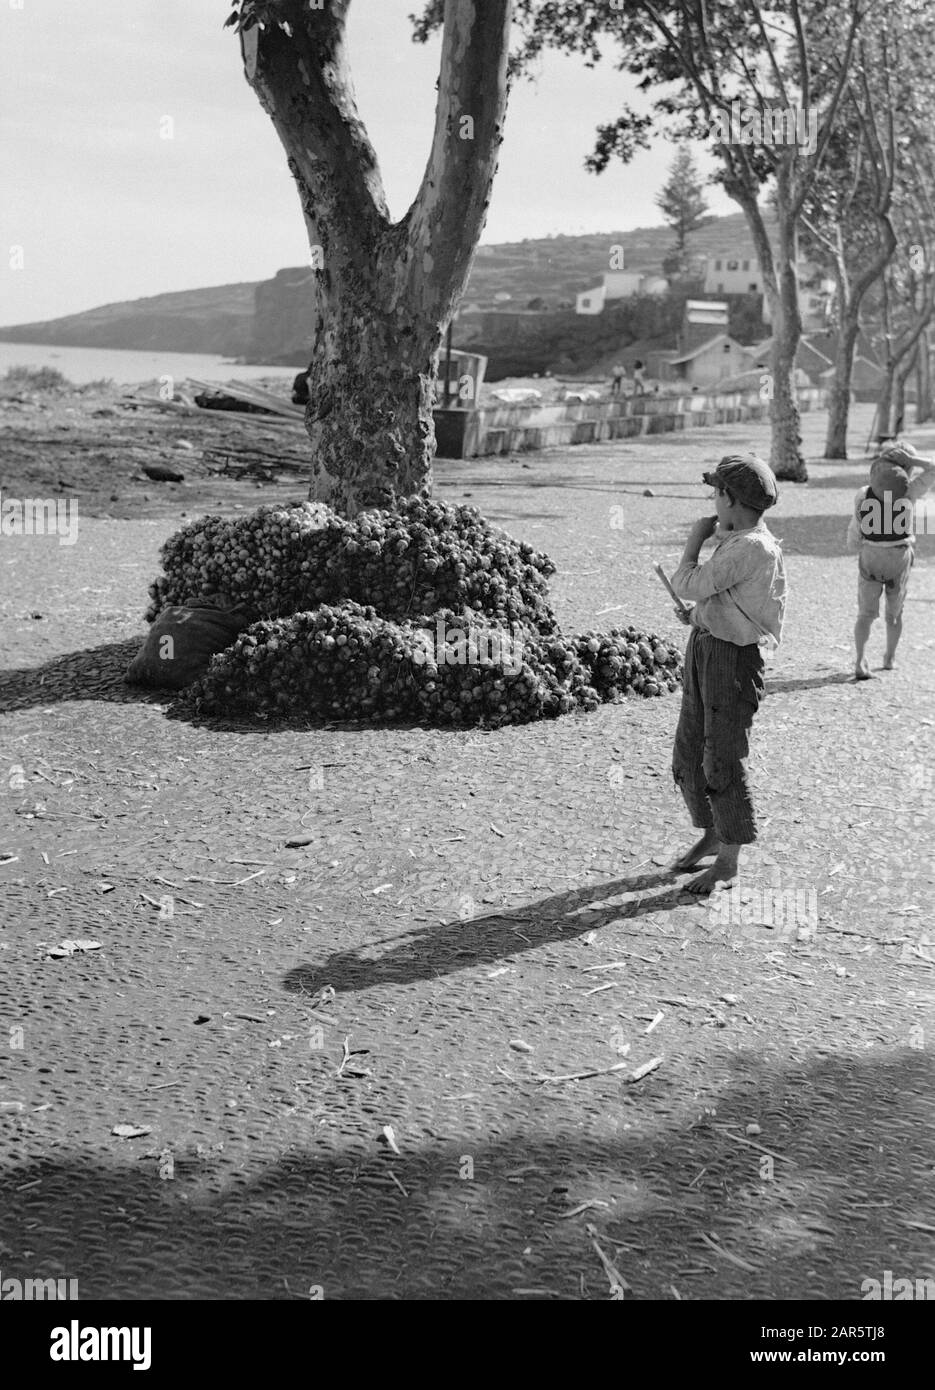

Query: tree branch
<box><xmin>400</xmin><ymin>0</ymin><xmax>512</xmax><ymax>321</ymax></box>
<box><xmin>748</xmin><ymin>0</ymin><xmax>789</xmax><ymax>107</ymax></box>
<box><xmin>238</xmin><ymin>0</ymin><xmax>390</xmax><ymax>271</ymax></box>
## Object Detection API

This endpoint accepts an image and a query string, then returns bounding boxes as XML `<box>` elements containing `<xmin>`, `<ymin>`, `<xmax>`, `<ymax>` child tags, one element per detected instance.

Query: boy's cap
<box><xmin>702</xmin><ymin>453</ymin><xmax>778</xmax><ymax>510</ymax></box>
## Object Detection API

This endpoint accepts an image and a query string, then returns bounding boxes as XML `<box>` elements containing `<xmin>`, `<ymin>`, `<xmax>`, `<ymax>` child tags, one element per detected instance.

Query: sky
<box><xmin>0</xmin><ymin>0</ymin><xmax>735</xmax><ymax>324</ymax></box>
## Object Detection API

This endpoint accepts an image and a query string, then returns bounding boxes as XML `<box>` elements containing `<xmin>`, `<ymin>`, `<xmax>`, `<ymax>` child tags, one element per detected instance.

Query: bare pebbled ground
<box><xmin>1</xmin><ymin>401</ymin><xmax>934</xmax><ymax>1300</ymax></box>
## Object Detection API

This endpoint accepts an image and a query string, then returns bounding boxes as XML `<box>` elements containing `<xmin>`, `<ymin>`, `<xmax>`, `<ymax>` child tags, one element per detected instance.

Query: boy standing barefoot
<box><xmin>669</xmin><ymin>454</ymin><xmax>786</xmax><ymax>895</ymax></box>
<box><xmin>847</xmin><ymin>442</ymin><xmax>935</xmax><ymax>679</ymax></box>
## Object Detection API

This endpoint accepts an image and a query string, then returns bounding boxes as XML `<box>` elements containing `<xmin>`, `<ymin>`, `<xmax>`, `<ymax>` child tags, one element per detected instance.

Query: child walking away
<box><xmin>669</xmin><ymin>453</ymin><xmax>786</xmax><ymax>894</ymax></box>
<box><xmin>631</xmin><ymin>360</ymin><xmax>646</xmax><ymax>396</ymax></box>
<box><xmin>847</xmin><ymin>441</ymin><xmax>935</xmax><ymax>679</ymax></box>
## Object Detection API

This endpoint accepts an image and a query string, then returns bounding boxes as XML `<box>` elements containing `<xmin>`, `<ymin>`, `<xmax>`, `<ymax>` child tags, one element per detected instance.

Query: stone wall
<box><xmin>436</xmin><ymin>386</ymin><xmax>827</xmax><ymax>458</ymax></box>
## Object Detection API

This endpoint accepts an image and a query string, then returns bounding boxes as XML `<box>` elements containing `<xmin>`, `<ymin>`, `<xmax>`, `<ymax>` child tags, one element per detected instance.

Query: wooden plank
<box><xmin>130</xmin><ymin>395</ymin><xmax>305</xmax><ymax>430</ymax></box>
<box><xmin>187</xmin><ymin>376</ymin><xmax>304</xmax><ymax>419</ymax></box>
<box><xmin>225</xmin><ymin>379</ymin><xmax>305</xmax><ymax>413</ymax></box>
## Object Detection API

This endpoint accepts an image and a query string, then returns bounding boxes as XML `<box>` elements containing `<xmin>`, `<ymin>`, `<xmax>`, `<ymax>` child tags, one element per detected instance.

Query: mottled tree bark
<box><xmin>240</xmin><ymin>0</ymin><xmax>511</xmax><ymax>515</ymax></box>
<box><xmin>917</xmin><ymin>329</ymin><xmax>932</xmax><ymax>423</ymax></box>
<box><xmin>730</xmin><ymin>171</ymin><xmax>806</xmax><ymax>481</ymax></box>
<box><xmin>824</xmin><ymin>316</ymin><xmax>858</xmax><ymax>459</ymax></box>
<box><xmin>769</xmin><ymin>177</ymin><xmax>806</xmax><ymax>481</ymax></box>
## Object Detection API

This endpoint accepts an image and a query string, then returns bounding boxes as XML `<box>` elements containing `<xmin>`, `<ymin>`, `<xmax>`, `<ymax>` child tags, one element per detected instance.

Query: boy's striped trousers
<box><xmin>672</xmin><ymin>628</ymin><xmax>765</xmax><ymax>846</ymax></box>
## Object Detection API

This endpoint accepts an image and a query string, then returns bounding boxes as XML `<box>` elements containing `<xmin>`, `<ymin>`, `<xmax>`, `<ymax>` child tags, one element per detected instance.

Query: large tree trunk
<box><xmin>239</xmin><ymin>0</ymin><xmax>512</xmax><ymax>515</ymax></box>
<box><xmin>819</xmin><ymin>214</ymin><xmax>896</xmax><ymax>459</ymax></box>
<box><xmin>726</xmin><ymin>169</ymin><xmax>806</xmax><ymax>480</ymax></box>
<box><xmin>305</xmin><ymin>304</ymin><xmax>441</xmax><ymax>510</ymax></box>
<box><xmin>769</xmin><ymin>179</ymin><xmax>807</xmax><ymax>481</ymax></box>
<box><xmin>894</xmin><ymin>342</ymin><xmax>919</xmax><ymax>435</ymax></box>
<box><xmin>878</xmin><ymin>338</ymin><xmax>921</xmax><ymax>437</ymax></box>
<box><xmin>823</xmin><ymin>313</ymin><xmax>859</xmax><ymax>459</ymax></box>
<box><xmin>917</xmin><ymin>328</ymin><xmax>933</xmax><ymax>423</ymax></box>
<box><xmin>877</xmin><ymin>300</ymin><xmax>935</xmax><ymax>440</ymax></box>
<box><xmin>877</xmin><ymin>370</ymin><xmax>895</xmax><ymax>440</ymax></box>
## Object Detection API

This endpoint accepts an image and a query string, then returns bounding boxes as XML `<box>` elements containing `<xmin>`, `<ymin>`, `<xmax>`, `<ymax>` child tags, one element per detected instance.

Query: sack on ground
<box><xmin>126</xmin><ymin>595</ymin><xmax>259</xmax><ymax>689</ymax></box>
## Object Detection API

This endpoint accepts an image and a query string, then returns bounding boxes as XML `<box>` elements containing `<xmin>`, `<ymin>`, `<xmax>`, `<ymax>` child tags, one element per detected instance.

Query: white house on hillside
<box><xmin>575</xmin><ymin>269</ymin><xmax>669</xmax><ymax>314</ymax></box>
<box><xmin>704</xmin><ymin>253</ymin><xmax>834</xmax><ymax>329</ymax></box>
<box><xmin>703</xmin><ymin>255</ymin><xmax>762</xmax><ymax>295</ymax></box>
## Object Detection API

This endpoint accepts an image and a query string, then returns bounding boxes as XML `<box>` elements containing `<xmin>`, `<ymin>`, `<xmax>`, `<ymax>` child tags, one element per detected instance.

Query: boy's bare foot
<box><xmin>672</xmin><ymin>828</ymin><xmax>719</xmax><ymax>872</ymax></box>
<box><xmin>686</xmin><ymin>845</ymin><xmax>741</xmax><ymax>896</ymax></box>
<box><xmin>854</xmin><ymin>659</ymin><xmax>873</xmax><ymax>680</ymax></box>
<box><xmin>882</xmin><ymin>656</ymin><xmax>896</xmax><ymax>670</ymax></box>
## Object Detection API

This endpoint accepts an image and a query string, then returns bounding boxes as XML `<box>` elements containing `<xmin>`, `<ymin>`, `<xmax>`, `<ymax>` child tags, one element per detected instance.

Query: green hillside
<box><xmin>465</xmin><ymin>211</ymin><xmax>771</xmax><ymax>306</ymax></box>
<box><xmin>0</xmin><ymin>209</ymin><xmax>775</xmax><ymax>362</ymax></box>
<box><xmin>0</xmin><ymin>282</ymin><xmax>259</xmax><ymax>356</ymax></box>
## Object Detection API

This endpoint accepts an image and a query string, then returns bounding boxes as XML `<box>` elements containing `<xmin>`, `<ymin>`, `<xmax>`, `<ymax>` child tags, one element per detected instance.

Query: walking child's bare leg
<box><xmin>672</xmin><ymin>827</ymin><xmax>719</xmax><ymax>872</ymax></box>
<box><xmin>883</xmin><ymin>614</ymin><xmax>902</xmax><ymax>669</ymax></box>
<box><xmin>854</xmin><ymin>614</ymin><xmax>874</xmax><ymax>679</ymax></box>
<box><xmin>686</xmin><ymin>842</ymin><xmax>741</xmax><ymax>895</ymax></box>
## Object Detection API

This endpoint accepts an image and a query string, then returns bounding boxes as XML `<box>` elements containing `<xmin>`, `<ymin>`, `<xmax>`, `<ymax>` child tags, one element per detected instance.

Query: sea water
<box><xmin>0</xmin><ymin>341</ymin><xmax>297</xmax><ymax>387</ymax></box>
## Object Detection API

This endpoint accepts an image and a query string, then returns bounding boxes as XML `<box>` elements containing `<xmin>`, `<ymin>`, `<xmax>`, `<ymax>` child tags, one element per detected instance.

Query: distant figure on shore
<box><xmin>292</xmin><ymin>367</ymin><xmax>311</xmax><ymax>406</ymax></box>
<box><xmin>610</xmin><ymin>364</ymin><xmax>626</xmax><ymax>397</ymax></box>
<box><xmin>632</xmin><ymin>360</ymin><xmax>646</xmax><ymax>396</ymax></box>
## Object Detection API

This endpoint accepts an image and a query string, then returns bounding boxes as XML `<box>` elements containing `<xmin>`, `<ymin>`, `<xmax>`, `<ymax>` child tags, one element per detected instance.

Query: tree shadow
<box><xmin>1</xmin><ymin>1050</ymin><xmax>930</xmax><ymax>1299</ymax></box>
<box><xmin>768</xmin><ymin>514</ymin><xmax>854</xmax><ymax>557</ymax></box>
<box><xmin>0</xmin><ymin>639</ymin><xmax>516</xmax><ymax>737</ymax></box>
<box><xmin>802</xmin><ymin>469</ymin><xmax>872</xmax><ymax>490</ymax></box>
<box><xmin>0</xmin><ymin>639</ymin><xmax>168</xmax><ymax>714</ymax></box>
<box><xmin>283</xmin><ymin>869</ymin><xmax>693</xmax><ymax>996</ymax></box>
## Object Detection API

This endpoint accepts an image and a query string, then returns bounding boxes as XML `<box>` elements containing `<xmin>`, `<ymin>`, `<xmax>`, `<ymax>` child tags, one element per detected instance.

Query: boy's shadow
<box><xmin>766</xmin><ymin>672</ymin><xmax>854</xmax><ymax>694</ymax></box>
<box><xmin>284</xmin><ymin>868</ymin><xmax>698</xmax><ymax>996</ymax></box>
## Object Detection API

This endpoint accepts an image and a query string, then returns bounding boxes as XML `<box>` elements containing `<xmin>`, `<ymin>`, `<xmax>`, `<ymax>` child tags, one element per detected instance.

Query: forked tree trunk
<box><xmin>239</xmin><ymin>0</ymin><xmax>511</xmax><ymax>515</ymax></box>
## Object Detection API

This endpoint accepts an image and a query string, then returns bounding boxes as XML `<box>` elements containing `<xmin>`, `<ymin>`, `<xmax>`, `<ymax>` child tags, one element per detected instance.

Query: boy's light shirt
<box><xmin>672</xmin><ymin>518</ymin><xmax>786</xmax><ymax>649</ymax></box>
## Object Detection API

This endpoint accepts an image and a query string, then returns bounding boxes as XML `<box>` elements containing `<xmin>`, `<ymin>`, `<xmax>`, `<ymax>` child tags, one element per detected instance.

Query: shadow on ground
<box><xmin>0</xmin><ymin>639</ymin><xmax>166</xmax><ymax>714</ymax></box>
<box><xmin>803</xmin><ymin>470</ymin><xmax>873</xmax><ymax>490</ymax></box>
<box><xmin>0</xmin><ymin>640</ymin><xmax>478</xmax><ymax>735</ymax></box>
<box><xmin>1</xmin><ymin>1052</ymin><xmax>930</xmax><ymax>1299</ymax></box>
<box><xmin>284</xmin><ymin>869</ymin><xmax>683</xmax><ymax>995</ymax></box>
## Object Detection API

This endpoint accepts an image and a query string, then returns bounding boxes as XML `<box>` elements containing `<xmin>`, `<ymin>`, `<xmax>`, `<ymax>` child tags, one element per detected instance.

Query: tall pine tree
<box><xmin>655</xmin><ymin>147</ymin><xmax>709</xmax><ymax>274</ymax></box>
